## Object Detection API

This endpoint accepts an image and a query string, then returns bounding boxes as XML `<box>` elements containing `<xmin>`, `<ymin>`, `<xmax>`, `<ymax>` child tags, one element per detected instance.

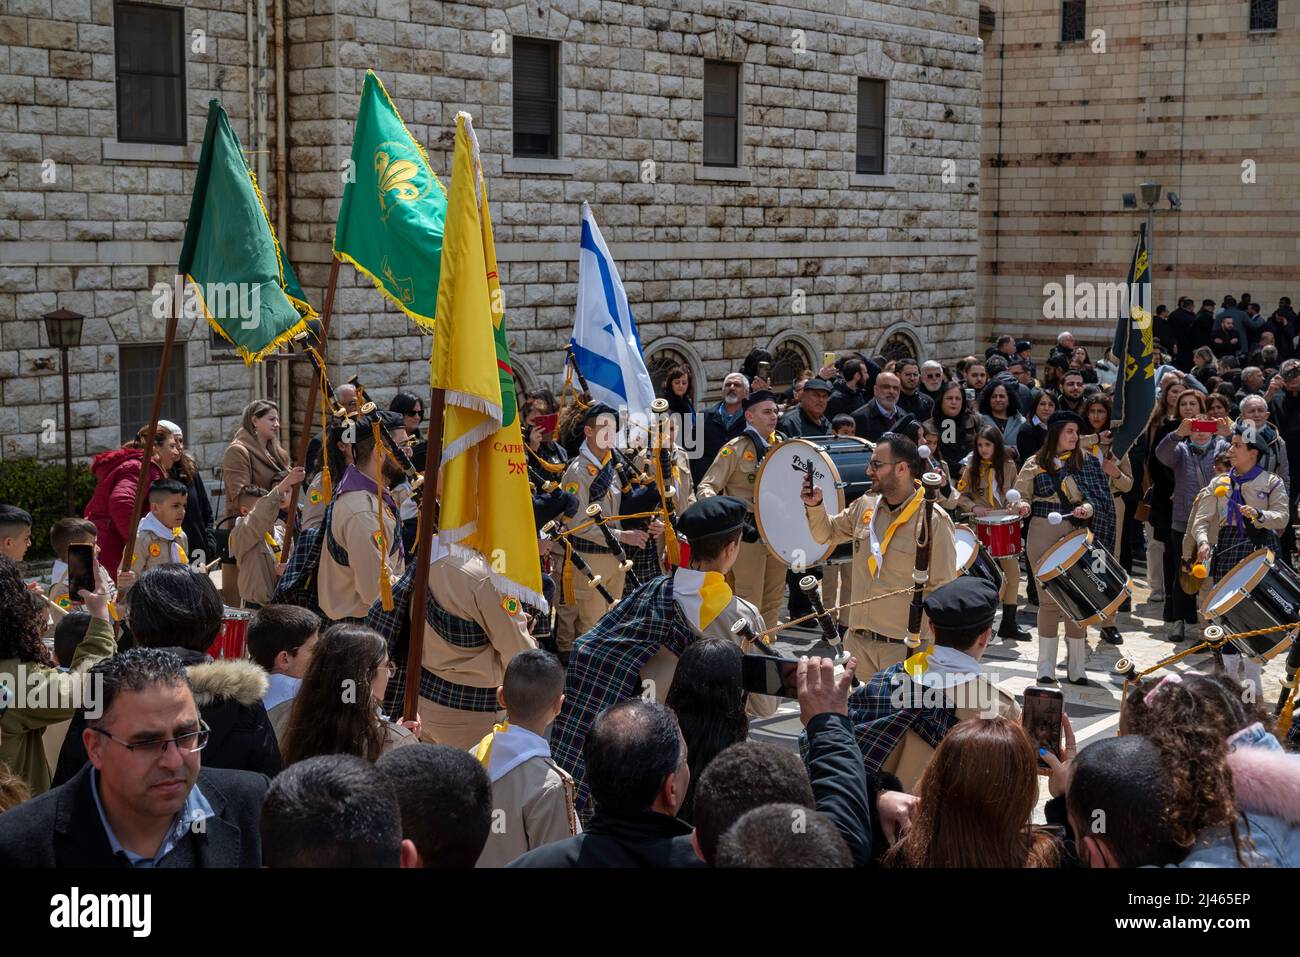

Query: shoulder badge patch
<box><xmin>372</xmin><ymin>530</ymin><xmax>386</xmax><ymax>552</ymax></box>
<box><xmin>148</xmin><ymin>542</ymin><xmax>161</xmax><ymax>557</ymax></box>
<box><xmin>308</xmin><ymin>489</ymin><xmax>322</xmax><ymax>504</ymax></box>
<box><xmin>57</xmin><ymin>595</ymin><xmax>72</xmax><ymax>610</ymax></box>
<box><xmin>861</xmin><ymin>508</ymin><xmax>873</xmax><ymax>526</ymax></box>
<box><xmin>564</xmin><ymin>481</ymin><xmax>579</xmax><ymax>495</ymax></box>
<box><xmin>586</xmin><ymin>463</ymin><xmax>598</xmax><ymax>477</ymax></box>
<box><xmin>719</xmin><ymin>446</ymin><xmax>733</xmax><ymax>458</ymax></box>
<box><xmin>743</xmin><ymin>450</ymin><xmax>756</xmax><ymax>462</ymax></box>
<box><xmin>501</xmin><ymin>596</ymin><xmax>521</xmax><ymax>616</ymax></box>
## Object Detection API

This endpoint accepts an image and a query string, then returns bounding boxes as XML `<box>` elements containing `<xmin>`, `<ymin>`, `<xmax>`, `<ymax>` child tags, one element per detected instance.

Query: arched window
<box><xmin>644</xmin><ymin>339</ymin><xmax>705</xmax><ymax>404</ymax></box>
<box><xmin>770</xmin><ymin>340</ymin><xmax>814</xmax><ymax>391</ymax></box>
<box><xmin>878</xmin><ymin>329</ymin><xmax>923</xmax><ymax>364</ymax></box>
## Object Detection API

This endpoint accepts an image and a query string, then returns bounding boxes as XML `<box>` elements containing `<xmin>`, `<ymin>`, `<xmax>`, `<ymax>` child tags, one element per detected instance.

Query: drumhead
<box><xmin>755</xmin><ymin>437</ymin><xmax>870</xmax><ymax>566</ymax></box>
<box><xmin>954</xmin><ymin>525</ymin><xmax>979</xmax><ymax>573</ymax></box>
<box><xmin>1205</xmin><ymin>550</ymin><xmax>1271</xmax><ymax>617</ymax></box>
<box><xmin>1036</xmin><ymin>528</ymin><xmax>1089</xmax><ymax>577</ymax></box>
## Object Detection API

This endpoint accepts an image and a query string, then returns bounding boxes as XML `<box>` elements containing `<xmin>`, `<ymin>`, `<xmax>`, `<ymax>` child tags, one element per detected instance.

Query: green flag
<box><xmin>334</xmin><ymin>70</ymin><xmax>447</xmax><ymax>331</ymax></box>
<box><xmin>178</xmin><ymin>100</ymin><xmax>315</xmax><ymax>363</ymax></box>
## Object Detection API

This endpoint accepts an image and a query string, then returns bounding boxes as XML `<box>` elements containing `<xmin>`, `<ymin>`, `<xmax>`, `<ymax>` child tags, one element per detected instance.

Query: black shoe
<box><xmin>1069</xmin><ymin>676</ymin><xmax>1091</xmax><ymax>687</ymax></box>
<box><xmin>1037</xmin><ymin>675</ymin><xmax>1059</xmax><ymax>686</ymax></box>
<box><xmin>1100</xmin><ymin>626</ymin><xmax>1123</xmax><ymax>646</ymax></box>
<box><xmin>998</xmin><ymin>604</ymin><xmax>1032</xmax><ymax>641</ymax></box>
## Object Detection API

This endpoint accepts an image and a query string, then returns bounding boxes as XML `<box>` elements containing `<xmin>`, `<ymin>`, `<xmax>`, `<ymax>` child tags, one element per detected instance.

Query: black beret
<box><xmin>581</xmin><ymin>402</ymin><xmax>618</xmax><ymax>424</ymax></box>
<box><xmin>677</xmin><ymin>495</ymin><xmax>748</xmax><ymax>541</ymax></box>
<box><xmin>1047</xmin><ymin>410</ymin><xmax>1085</xmax><ymax>431</ymax></box>
<box><xmin>743</xmin><ymin>390</ymin><xmax>777</xmax><ymax>410</ymax></box>
<box><xmin>1016</xmin><ymin>339</ymin><xmax>1032</xmax><ymax>352</ymax></box>
<box><xmin>377</xmin><ymin>410</ymin><xmax>406</xmax><ymax>432</ymax></box>
<box><xmin>802</xmin><ymin>377</ymin><xmax>832</xmax><ymax>393</ymax></box>
<box><xmin>924</xmin><ymin>577</ymin><xmax>999</xmax><ymax>632</ymax></box>
<box><xmin>1232</xmin><ymin>421</ymin><xmax>1270</xmax><ymax>455</ymax></box>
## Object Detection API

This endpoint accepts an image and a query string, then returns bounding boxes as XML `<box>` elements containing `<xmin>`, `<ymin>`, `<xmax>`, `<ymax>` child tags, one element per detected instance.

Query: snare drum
<box><xmin>755</xmin><ymin>437</ymin><xmax>874</xmax><ymax>567</ymax></box>
<box><xmin>1202</xmin><ymin>549</ymin><xmax>1299</xmax><ymax>661</ymax></box>
<box><xmin>972</xmin><ymin>514</ymin><xmax>1023</xmax><ymax>559</ymax></box>
<box><xmin>954</xmin><ymin>524</ymin><xmax>1004</xmax><ymax>593</ymax></box>
<box><xmin>209</xmin><ymin>606</ymin><xmax>252</xmax><ymax>660</ymax></box>
<box><xmin>1033</xmin><ymin>528</ymin><xmax>1131</xmax><ymax>628</ymax></box>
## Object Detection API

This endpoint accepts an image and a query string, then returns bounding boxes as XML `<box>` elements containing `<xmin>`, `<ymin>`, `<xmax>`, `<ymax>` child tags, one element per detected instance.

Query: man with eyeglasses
<box><xmin>0</xmin><ymin>648</ymin><xmax>269</xmax><ymax>867</ymax></box>
<box><xmin>800</xmin><ymin>433</ymin><xmax>958</xmax><ymax>674</ymax></box>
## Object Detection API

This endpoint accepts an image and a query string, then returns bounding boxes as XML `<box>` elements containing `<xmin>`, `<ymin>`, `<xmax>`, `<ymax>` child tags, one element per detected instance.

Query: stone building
<box><xmin>977</xmin><ymin>0</ymin><xmax>1299</xmax><ymax>351</ymax></box>
<box><xmin>0</xmin><ymin>0</ymin><xmax>982</xmax><ymax>487</ymax></box>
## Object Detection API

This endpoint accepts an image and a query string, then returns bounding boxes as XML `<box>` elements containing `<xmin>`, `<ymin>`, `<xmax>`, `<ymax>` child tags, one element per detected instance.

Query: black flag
<box><xmin>1110</xmin><ymin>224</ymin><xmax>1155</xmax><ymax>458</ymax></box>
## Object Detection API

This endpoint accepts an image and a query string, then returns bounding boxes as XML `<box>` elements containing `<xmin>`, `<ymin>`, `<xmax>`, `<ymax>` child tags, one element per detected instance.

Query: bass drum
<box><xmin>1034</xmin><ymin>528</ymin><xmax>1131</xmax><ymax>628</ymax></box>
<box><xmin>1202</xmin><ymin>548</ymin><xmax>1299</xmax><ymax>661</ymax></box>
<box><xmin>754</xmin><ymin>436</ymin><xmax>874</xmax><ymax>567</ymax></box>
<box><xmin>954</xmin><ymin>524</ymin><xmax>1004</xmax><ymax>593</ymax></box>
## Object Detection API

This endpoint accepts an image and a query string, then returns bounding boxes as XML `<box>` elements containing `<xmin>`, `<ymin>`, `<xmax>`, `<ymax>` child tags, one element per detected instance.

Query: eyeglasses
<box><xmin>866</xmin><ymin>459</ymin><xmax>897</xmax><ymax>471</ymax></box>
<box><xmin>91</xmin><ymin>720</ymin><xmax>210</xmax><ymax>757</ymax></box>
<box><xmin>410</xmin><ymin>408</ymin><xmax>424</xmax><ymax>419</ymax></box>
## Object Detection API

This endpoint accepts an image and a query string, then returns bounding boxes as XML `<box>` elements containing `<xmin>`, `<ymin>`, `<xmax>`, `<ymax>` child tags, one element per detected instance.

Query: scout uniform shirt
<box><xmin>300</xmin><ymin>472</ymin><xmax>329</xmax><ymax>532</ymax></box>
<box><xmin>637</xmin><ymin>566</ymin><xmax>779</xmax><ymax>719</ymax></box>
<box><xmin>46</xmin><ymin>556</ymin><xmax>117</xmax><ymax>631</ymax></box>
<box><xmin>1188</xmin><ymin>469</ymin><xmax>1289</xmax><ymax>551</ymax></box>
<box><xmin>473</xmin><ymin>723</ymin><xmax>579</xmax><ymax>868</ymax></box>
<box><xmin>560</xmin><ymin>443</ymin><xmax>623</xmax><ymax>552</ymax></box>
<box><xmin>882</xmin><ymin>644</ymin><xmax>1019</xmax><ymax>793</ymax></box>
<box><xmin>132</xmin><ymin>513</ymin><xmax>189</xmax><ymax>573</ymax></box>
<box><xmin>318</xmin><ymin>466</ymin><xmax>405</xmax><ymax>622</ymax></box>
<box><xmin>697</xmin><ymin>429</ymin><xmax>773</xmax><ymax>510</ymax></box>
<box><xmin>805</xmin><ymin>484</ymin><xmax>959</xmax><ymax>641</ymax></box>
<box><xmin>420</xmin><ymin>537</ymin><xmax>538</xmax><ymax>714</ymax></box>
<box><xmin>228</xmin><ymin>490</ymin><xmax>285</xmax><ymax>608</ymax></box>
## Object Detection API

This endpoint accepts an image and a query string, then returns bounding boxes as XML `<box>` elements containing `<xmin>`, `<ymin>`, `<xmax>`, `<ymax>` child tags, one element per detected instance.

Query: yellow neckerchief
<box><xmin>866</xmin><ymin>481</ymin><xmax>923</xmax><ymax>577</ymax></box>
<box><xmin>904</xmin><ymin>648</ymin><xmax>932</xmax><ymax>681</ymax></box>
<box><xmin>172</xmin><ymin>527</ymin><xmax>187</xmax><ymax>564</ymax></box>
<box><xmin>263</xmin><ymin>529</ymin><xmax>284</xmax><ymax>563</ymax></box>
<box><xmin>978</xmin><ymin>459</ymin><xmax>999</xmax><ymax>507</ymax></box>
<box><xmin>472</xmin><ymin>721</ymin><xmax>510</xmax><ymax>767</ymax></box>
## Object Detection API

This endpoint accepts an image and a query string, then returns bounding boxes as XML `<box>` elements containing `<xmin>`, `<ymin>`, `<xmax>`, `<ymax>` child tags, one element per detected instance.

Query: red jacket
<box><xmin>83</xmin><ymin>447</ymin><xmax>164</xmax><ymax>575</ymax></box>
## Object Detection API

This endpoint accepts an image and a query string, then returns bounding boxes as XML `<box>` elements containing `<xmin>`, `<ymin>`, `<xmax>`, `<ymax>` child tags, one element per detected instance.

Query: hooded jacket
<box><xmin>53</xmin><ymin>649</ymin><xmax>282</xmax><ymax>786</ymax></box>
<box><xmin>84</xmin><ymin>447</ymin><xmax>165</xmax><ymax>576</ymax></box>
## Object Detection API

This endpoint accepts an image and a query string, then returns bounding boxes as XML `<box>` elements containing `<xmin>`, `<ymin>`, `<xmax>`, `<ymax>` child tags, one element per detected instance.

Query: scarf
<box><xmin>978</xmin><ymin>460</ymin><xmax>1000</xmax><ymax>506</ymax></box>
<box><xmin>138</xmin><ymin>513</ymin><xmax>186</xmax><ymax>563</ymax></box>
<box><xmin>1227</xmin><ymin>464</ymin><xmax>1264</xmax><ymax>529</ymax></box>
<box><xmin>866</xmin><ymin>483</ymin><xmax>923</xmax><ymax>577</ymax></box>
<box><xmin>334</xmin><ymin>463</ymin><xmax>398</xmax><ymax>517</ymax></box>
<box><xmin>671</xmin><ymin>567</ymin><xmax>733</xmax><ymax>631</ymax></box>
<box><xmin>582</xmin><ymin>443</ymin><xmax>617</xmax><ymax>502</ymax></box>
<box><xmin>472</xmin><ymin>722</ymin><xmax>553</xmax><ymax>783</ymax></box>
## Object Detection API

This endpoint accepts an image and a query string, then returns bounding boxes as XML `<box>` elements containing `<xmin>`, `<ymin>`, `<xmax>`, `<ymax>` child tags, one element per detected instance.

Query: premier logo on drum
<box><xmin>789</xmin><ymin>455</ymin><xmax>826</xmax><ymax>483</ymax></box>
<box><xmin>0</xmin><ymin>667</ymin><xmax>103</xmax><ymax>721</ymax></box>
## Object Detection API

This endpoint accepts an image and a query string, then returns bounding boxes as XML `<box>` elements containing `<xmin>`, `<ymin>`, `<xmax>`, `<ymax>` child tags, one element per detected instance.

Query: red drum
<box><xmin>972</xmin><ymin>514</ymin><xmax>1023</xmax><ymax>559</ymax></box>
<box><xmin>209</xmin><ymin>606</ymin><xmax>251</xmax><ymax>660</ymax></box>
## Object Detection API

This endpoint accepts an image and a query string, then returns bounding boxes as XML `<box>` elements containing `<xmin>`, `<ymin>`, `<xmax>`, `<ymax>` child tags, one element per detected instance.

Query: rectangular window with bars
<box><xmin>118</xmin><ymin>343</ymin><xmax>188</xmax><ymax>443</ymax></box>
<box><xmin>703</xmin><ymin>60</ymin><xmax>740</xmax><ymax>167</ymax></box>
<box><xmin>1249</xmin><ymin>0</ymin><xmax>1278</xmax><ymax>30</ymax></box>
<box><xmin>1061</xmin><ymin>0</ymin><xmax>1086</xmax><ymax>42</ymax></box>
<box><xmin>856</xmin><ymin>79</ymin><xmax>886</xmax><ymax>175</ymax></box>
<box><xmin>114</xmin><ymin>1</ymin><xmax>186</xmax><ymax>144</ymax></box>
<box><xmin>513</xmin><ymin>38</ymin><xmax>560</xmax><ymax>158</ymax></box>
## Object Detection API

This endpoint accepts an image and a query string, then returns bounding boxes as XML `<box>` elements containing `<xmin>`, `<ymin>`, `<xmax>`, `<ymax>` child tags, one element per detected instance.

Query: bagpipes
<box><xmin>541</xmin><ymin>517</ymin><xmax>617</xmax><ymax>606</ymax></box>
<box><xmin>907</xmin><ymin>469</ymin><xmax>945</xmax><ymax>650</ymax></box>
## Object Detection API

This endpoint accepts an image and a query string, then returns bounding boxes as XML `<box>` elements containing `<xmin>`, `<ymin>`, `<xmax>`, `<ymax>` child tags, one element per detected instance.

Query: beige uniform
<box><xmin>318</xmin><ymin>487</ymin><xmax>405</xmax><ymax>622</ymax></box>
<box><xmin>300</xmin><ymin>473</ymin><xmax>328</xmax><ymax>532</ymax></box>
<box><xmin>956</xmin><ymin>458</ymin><xmax>1022</xmax><ymax>604</ymax></box>
<box><xmin>1188</xmin><ymin>471</ymin><xmax>1290</xmax><ymax>550</ymax></box>
<box><xmin>476</xmin><ymin>747</ymin><xmax>579</xmax><ymax>868</ymax></box>
<box><xmin>555</xmin><ymin>444</ymin><xmax>624</xmax><ymax>652</ymax></box>
<box><xmin>417</xmin><ymin>547</ymin><xmax>537</xmax><ymax>749</ymax></box>
<box><xmin>228</xmin><ymin>491</ymin><xmax>284</xmax><ymax>607</ymax></box>
<box><xmin>697</xmin><ymin>432</ymin><xmax>786</xmax><ymax>630</ymax></box>
<box><xmin>883</xmin><ymin>669</ymin><xmax>1019</xmax><ymax>793</ymax></box>
<box><xmin>638</xmin><ymin>588</ymin><xmax>779</xmax><ymax>719</ymax></box>
<box><xmin>131</xmin><ymin>524</ymin><xmax>189</xmax><ymax>574</ymax></box>
<box><xmin>807</xmin><ymin>485</ymin><xmax>959</xmax><ymax>675</ymax></box>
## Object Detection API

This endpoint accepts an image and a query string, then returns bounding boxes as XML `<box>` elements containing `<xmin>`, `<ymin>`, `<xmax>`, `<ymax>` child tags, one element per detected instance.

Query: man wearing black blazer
<box><xmin>0</xmin><ymin>648</ymin><xmax>268</xmax><ymax>868</ymax></box>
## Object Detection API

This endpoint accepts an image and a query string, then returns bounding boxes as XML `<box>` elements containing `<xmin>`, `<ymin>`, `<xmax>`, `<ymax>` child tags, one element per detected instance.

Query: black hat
<box><xmin>802</xmin><ymin>378</ymin><xmax>832</xmax><ymax>393</ymax></box>
<box><xmin>377</xmin><ymin>410</ymin><xmax>406</xmax><ymax>432</ymax></box>
<box><xmin>924</xmin><ymin>577</ymin><xmax>999</xmax><ymax>632</ymax></box>
<box><xmin>1047</xmin><ymin>410</ymin><xmax>1085</xmax><ymax>431</ymax></box>
<box><xmin>743</xmin><ymin>390</ymin><xmax>777</xmax><ymax>410</ymax></box>
<box><xmin>677</xmin><ymin>495</ymin><xmax>748</xmax><ymax>541</ymax></box>
<box><xmin>1015</xmin><ymin>339</ymin><xmax>1032</xmax><ymax>352</ymax></box>
<box><xmin>581</xmin><ymin>402</ymin><xmax>618</xmax><ymax>424</ymax></box>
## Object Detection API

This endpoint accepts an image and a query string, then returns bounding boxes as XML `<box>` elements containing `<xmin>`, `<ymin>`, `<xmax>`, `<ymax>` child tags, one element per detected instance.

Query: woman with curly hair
<box><xmin>883</xmin><ymin>716</ymin><xmax>1061</xmax><ymax>868</ymax></box>
<box><xmin>279</xmin><ymin>623</ymin><xmax>421</xmax><ymax>766</ymax></box>
<box><xmin>0</xmin><ymin>557</ymin><xmax>115</xmax><ymax>795</ymax></box>
<box><xmin>1121</xmin><ymin>670</ymin><xmax>1300</xmax><ymax>866</ymax></box>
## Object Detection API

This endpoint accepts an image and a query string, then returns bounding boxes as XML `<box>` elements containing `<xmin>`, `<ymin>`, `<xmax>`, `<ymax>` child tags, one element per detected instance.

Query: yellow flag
<box><xmin>431</xmin><ymin>112</ymin><xmax>546</xmax><ymax>611</ymax></box>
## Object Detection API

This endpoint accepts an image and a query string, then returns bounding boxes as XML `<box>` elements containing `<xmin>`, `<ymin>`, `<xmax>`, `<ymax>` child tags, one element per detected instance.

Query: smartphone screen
<box><xmin>1023</xmin><ymin>687</ymin><xmax>1063</xmax><ymax>772</ymax></box>
<box><xmin>758</xmin><ymin>361</ymin><xmax>770</xmax><ymax>377</ymax></box>
<box><xmin>741</xmin><ymin>654</ymin><xmax>800</xmax><ymax>698</ymax></box>
<box><xmin>66</xmin><ymin>543</ymin><xmax>96</xmax><ymax>601</ymax></box>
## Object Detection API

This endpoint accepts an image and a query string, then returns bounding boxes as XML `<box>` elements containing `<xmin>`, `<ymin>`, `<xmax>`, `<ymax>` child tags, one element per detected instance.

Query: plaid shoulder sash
<box><xmin>270</xmin><ymin>503</ymin><xmax>334</xmax><ymax>613</ymax></box>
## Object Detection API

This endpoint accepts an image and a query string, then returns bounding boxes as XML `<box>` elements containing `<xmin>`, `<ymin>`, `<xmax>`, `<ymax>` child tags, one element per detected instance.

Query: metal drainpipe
<box><xmin>274</xmin><ymin>0</ymin><xmax>292</xmax><ymax>419</ymax></box>
<box><xmin>252</xmin><ymin>0</ymin><xmax>269</xmax><ymax>401</ymax></box>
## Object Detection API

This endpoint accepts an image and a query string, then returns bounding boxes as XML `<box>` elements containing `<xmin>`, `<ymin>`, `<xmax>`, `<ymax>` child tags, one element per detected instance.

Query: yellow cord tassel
<box><xmin>561</xmin><ymin>540</ymin><xmax>577</xmax><ymax>606</ymax></box>
<box><xmin>374</xmin><ymin>420</ymin><xmax>394</xmax><ymax>611</ymax></box>
<box><xmin>1279</xmin><ymin>682</ymin><xmax>1297</xmax><ymax>740</ymax></box>
<box><xmin>318</xmin><ymin>375</ymin><xmax>333</xmax><ymax>504</ymax></box>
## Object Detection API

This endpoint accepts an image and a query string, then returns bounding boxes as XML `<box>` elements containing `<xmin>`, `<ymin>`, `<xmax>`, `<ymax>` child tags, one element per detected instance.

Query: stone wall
<box><xmin>978</xmin><ymin>0</ymin><xmax>1300</xmax><ymax>351</ymax></box>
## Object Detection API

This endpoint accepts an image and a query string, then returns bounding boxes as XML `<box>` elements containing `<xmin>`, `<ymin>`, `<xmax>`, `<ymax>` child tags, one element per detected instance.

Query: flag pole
<box><xmin>119</xmin><ymin>289</ymin><xmax>180</xmax><ymax>575</ymax></box>
<box><xmin>403</xmin><ymin>385</ymin><xmax>444</xmax><ymax>721</ymax></box>
<box><xmin>281</xmin><ymin>258</ymin><xmax>340</xmax><ymax>560</ymax></box>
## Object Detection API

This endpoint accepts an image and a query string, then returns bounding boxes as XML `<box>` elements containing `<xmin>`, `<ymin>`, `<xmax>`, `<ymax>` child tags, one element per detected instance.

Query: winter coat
<box><xmin>54</xmin><ymin>649</ymin><xmax>282</xmax><ymax>786</ymax></box>
<box><xmin>83</xmin><ymin>447</ymin><xmax>166</xmax><ymax>576</ymax></box>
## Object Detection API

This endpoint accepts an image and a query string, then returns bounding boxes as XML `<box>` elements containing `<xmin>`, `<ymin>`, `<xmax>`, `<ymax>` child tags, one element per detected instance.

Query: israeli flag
<box><xmin>572</xmin><ymin>201</ymin><xmax>656</xmax><ymax>422</ymax></box>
